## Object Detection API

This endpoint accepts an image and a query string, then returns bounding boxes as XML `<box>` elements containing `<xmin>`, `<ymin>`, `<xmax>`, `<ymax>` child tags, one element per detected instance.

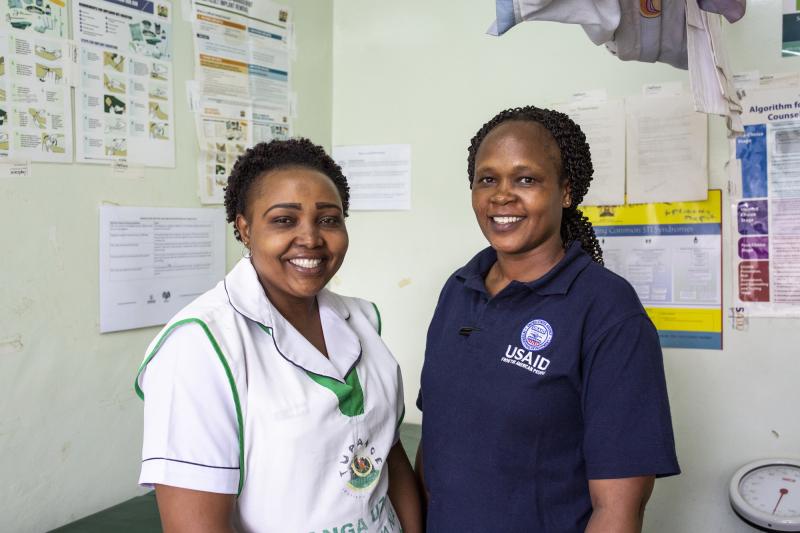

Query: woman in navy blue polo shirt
<box><xmin>416</xmin><ymin>106</ymin><xmax>679</xmax><ymax>532</ymax></box>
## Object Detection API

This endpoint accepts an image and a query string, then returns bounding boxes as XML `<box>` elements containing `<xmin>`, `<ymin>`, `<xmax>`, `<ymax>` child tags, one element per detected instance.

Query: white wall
<box><xmin>0</xmin><ymin>1</ymin><xmax>332</xmax><ymax>531</ymax></box>
<box><xmin>332</xmin><ymin>1</ymin><xmax>800</xmax><ymax>531</ymax></box>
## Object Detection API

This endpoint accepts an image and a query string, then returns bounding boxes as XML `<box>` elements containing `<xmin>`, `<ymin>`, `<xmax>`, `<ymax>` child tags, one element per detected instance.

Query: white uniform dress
<box><xmin>136</xmin><ymin>258</ymin><xmax>405</xmax><ymax>533</ymax></box>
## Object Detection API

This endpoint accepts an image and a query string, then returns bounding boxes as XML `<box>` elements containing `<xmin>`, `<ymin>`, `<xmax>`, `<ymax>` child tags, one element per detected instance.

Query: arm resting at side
<box><xmin>155</xmin><ymin>484</ymin><xmax>236</xmax><ymax>533</ymax></box>
<box><xmin>585</xmin><ymin>476</ymin><xmax>655</xmax><ymax>533</ymax></box>
<box><xmin>387</xmin><ymin>442</ymin><xmax>423</xmax><ymax>533</ymax></box>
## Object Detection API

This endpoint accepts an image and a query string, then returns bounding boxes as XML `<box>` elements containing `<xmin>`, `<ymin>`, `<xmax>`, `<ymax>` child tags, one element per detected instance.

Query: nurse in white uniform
<box><xmin>136</xmin><ymin>138</ymin><xmax>422</xmax><ymax>533</ymax></box>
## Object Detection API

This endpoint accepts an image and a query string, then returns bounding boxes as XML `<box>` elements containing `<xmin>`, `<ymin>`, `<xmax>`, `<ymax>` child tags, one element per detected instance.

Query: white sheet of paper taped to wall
<box><xmin>333</xmin><ymin>144</ymin><xmax>412</xmax><ymax>210</ymax></box>
<box><xmin>626</xmin><ymin>95</ymin><xmax>708</xmax><ymax>204</ymax></box>
<box><xmin>554</xmin><ymin>100</ymin><xmax>626</xmax><ymax>206</ymax></box>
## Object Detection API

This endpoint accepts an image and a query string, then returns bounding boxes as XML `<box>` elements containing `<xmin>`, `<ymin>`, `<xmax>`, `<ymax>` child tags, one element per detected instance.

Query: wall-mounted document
<box><xmin>99</xmin><ymin>205</ymin><xmax>226</xmax><ymax>333</ymax></box>
<box><xmin>190</xmin><ymin>0</ymin><xmax>291</xmax><ymax>113</ymax></box>
<box><xmin>732</xmin><ymin>86</ymin><xmax>800</xmax><ymax>316</ymax></box>
<box><xmin>626</xmin><ymin>95</ymin><xmax>708</xmax><ymax>204</ymax></box>
<box><xmin>555</xmin><ymin>99</ymin><xmax>626</xmax><ymax>206</ymax></box>
<box><xmin>0</xmin><ymin>30</ymin><xmax>73</xmax><ymax>162</ymax></box>
<box><xmin>585</xmin><ymin>191</ymin><xmax>723</xmax><ymax>349</ymax></box>
<box><xmin>194</xmin><ymin>94</ymin><xmax>291</xmax><ymax>204</ymax></box>
<box><xmin>73</xmin><ymin>0</ymin><xmax>175</xmax><ymax>167</ymax></box>
<box><xmin>333</xmin><ymin>144</ymin><xmax>411</xmax><ymax>211</ymax></box>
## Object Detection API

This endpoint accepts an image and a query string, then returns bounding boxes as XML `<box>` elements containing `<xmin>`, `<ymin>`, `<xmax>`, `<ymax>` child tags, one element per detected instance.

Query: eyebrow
<box><xmin>265</xmin><ymin>203</ymin><xmax>301</xmax><ymax>215</ymax></box>
<box><xmin>263</xmin><ymin>202</ymin><xmax>343</xmax><ymax>216</ymax></box>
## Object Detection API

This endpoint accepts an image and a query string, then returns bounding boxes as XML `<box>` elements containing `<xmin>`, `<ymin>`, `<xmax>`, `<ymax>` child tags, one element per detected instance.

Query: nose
<box><xmin>490</xmin><ymin>180</ymin><xmax>514</xmax><ymax>205</ymax></box>
<box><xmin>295</xmin><ymin>220</ymin><xmax>323</xmax><ymax>248</ymax></box>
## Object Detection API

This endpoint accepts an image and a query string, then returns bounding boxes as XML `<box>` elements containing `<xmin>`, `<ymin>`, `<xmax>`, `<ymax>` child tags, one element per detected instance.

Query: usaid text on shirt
<box><xmin>500</xmin><ymin>318</ymin><xmax>553</xmax><ymax>375</ymax></box>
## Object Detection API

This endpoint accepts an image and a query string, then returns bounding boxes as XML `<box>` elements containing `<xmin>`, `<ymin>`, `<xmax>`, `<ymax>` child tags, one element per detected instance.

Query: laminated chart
<box><xmin>733</xmin><ymin>87</ymin><xmax>800</xmax><ymax>315</ymax></box>
<box><xmin>73</xmin><ymin>0</ymin><xmax>175</xmax><ymax>166</ymax></box>
<box><xmin>585</xmin><ymin>191</ymin><xmax>723</xmax><ymax>349</ymax></box>
<box><xmin>195</xmin><ymin>95</ymin><xmax>291</xmax><ymax>204</ymax></box>
<box><xmin>0</xmin><ymin>0</ymin><xmax>68</xmax><ymax>39</ymax></box>
<box><xmin>0</xmin><ymin>29</ymin><xmax>72</xmax><ymax>162</ymax></box>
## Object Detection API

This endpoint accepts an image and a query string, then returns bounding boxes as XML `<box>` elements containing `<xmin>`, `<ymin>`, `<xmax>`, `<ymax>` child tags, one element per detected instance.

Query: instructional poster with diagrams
<box><xmin>0</xmin><ymin>29</ymin><xmax>72</xmax><ymax>162</ymax></box>
<box><xmin>0</xmin><ymin>0</ymin><xmax>68</xmax><ymax>38</ymax></box>
<box><xmin>191</xmin><ymin>92</ymin><xmax>293</xmax><ymax>204</ymax></box>
<box><xmin>732</xmin><ymin>87</ymin><xmax>800</xmax><ymax>316</ymax></box>
<box><xmin>584</xmin><ymin>190</ymin><xmax>723</xmax><ymax>349</ymax></box>
<box><xmin>195</xmin><ymin>96</ymin><xmax>250</xmax><ymax>204</ymax></box>
<box><xmin>73</xmin><ymin>0</ymin><xmax>175</xmax><ymax>166</ymax></box>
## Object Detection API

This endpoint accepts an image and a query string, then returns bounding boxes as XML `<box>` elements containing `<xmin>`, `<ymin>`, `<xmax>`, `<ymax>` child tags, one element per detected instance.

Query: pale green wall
<box><xmin>332</xmin><ymin>1</ymin><xmax>800</xmax><ymax>532</ymax></box>
<box><xmin>0</xmin><ymin>1</ymin><xmax>332</xmax><ymax>531</ymax></box>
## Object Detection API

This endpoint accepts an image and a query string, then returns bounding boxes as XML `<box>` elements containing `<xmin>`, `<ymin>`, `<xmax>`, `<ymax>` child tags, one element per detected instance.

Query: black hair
<box><xmin>467</xmin><ymin>106</ymin><xmax>604</xmax><ymax>265</ymax></box>
<box><xmin>224</xmin><ymin>138</ymin><xmax>350</xmax><ymax>242</ymax></box>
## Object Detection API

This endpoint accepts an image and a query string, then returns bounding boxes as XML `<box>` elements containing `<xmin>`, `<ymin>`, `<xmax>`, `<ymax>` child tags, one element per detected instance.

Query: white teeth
<box><xmin>492</xmin><ymin>216</ymin><xmax>523</xmax><ymax>224</ymax></box>
<box><xmin>289</xmin><ymin>258</ymin><xmax>322</xmax><ymax>269</ymax></box>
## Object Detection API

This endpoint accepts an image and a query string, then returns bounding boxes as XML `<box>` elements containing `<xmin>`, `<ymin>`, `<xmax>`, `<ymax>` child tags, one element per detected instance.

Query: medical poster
<box><xmin>190</xmin><ymin>0</ymin><xmax>291</xmax><ymax>112</ymax></box>
<box><xmin>196</xmin><ymin>96</ymin><xmax>250</xmax><ymax>204</ymax></box>
<box><xmin>99</xmin><ymin>205</ymin><xmax>226</xmax><ymax>333</ymax></box>
<box><xmin>585</xmin><ymin>190</ymin><xmax>723</xmax><ymax>350</ymax></box>
<box><xmin>73</xmin><ymin>0</ymin><xmax>175</xmax><ymax>166</ymax></box>
<box><xmin>732</xmin><ymin>87</ymin><xmax>800</xmax><ymax>316</ymax></box>
<box><xmin>0</xmin><ymin>0</ymin><xmax>68</xmax><ymax>39</ymax></box>
<box><xmin>194</xmin><ymin>95</ymin><xmax>291</xmax><ymax>204</ymax></box>
<box><xmin>0</xmin><ymin>30</ymin><xmax>72</xmax><ymax>162</ymax></box>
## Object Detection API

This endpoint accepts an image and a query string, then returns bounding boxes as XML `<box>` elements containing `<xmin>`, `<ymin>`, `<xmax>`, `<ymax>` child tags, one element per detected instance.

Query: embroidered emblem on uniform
<box><xmin>339</xmin><ymin>438</ymin><xmax>383</xmax><ymax>496</ymax></box>
<box><xmin>521</xmin><ymin>319</ymin><xmax>553</xmax><ymax>351</ymax></box>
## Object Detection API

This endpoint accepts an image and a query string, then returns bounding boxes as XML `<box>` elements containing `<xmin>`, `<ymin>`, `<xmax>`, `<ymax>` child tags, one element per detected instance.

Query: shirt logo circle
<box><xmin>521</xmin><ymin>319</ymin><xmax>553</xmax><ymax>351</ymax></box>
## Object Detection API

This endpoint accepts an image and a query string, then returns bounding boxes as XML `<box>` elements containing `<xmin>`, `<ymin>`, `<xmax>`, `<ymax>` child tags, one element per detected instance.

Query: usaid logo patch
<box><xmin>521</xmin><ymin>319</ymin><xmax>553</xmax><ymax>351</ymax></box>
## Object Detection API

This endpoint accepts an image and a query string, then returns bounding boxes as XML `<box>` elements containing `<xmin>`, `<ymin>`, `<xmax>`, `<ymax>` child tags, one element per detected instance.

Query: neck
<box><xmin>257</xmin><ymin>279</ymin><xmax>319</xmax><ymax>330</ymax></box>
<box><xmin>489</xmin><ymin>239</ymin><xmax>566</xmax><ymax>290</ymax></box>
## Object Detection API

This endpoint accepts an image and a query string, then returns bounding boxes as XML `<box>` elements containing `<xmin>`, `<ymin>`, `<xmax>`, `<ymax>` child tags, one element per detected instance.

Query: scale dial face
<box><xmin>731</xmin><ymin>460</ymin><xmax>800</xmax><ymax>531</ymax></box>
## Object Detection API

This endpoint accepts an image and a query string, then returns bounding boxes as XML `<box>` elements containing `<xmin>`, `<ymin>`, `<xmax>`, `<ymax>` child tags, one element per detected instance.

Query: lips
<box><xmin>286</xmin><ymin>256</ymin><xmax>326</xmax><ymax>274</ymax></box>
<box><xmin>489</xmin><ymin>215</ymin><xmax>526</xmax><ymax>232</ymax></box>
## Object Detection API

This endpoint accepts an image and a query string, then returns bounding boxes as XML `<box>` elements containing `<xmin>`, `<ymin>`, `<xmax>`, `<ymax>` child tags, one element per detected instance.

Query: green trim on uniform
<box><xmin>134</xmin><ymin>318</ymin><xmax>247</xmax><ymax>496</ymax></box>
<box><xmin>371</xmin><ymin>302</ymin><xmax>382</xmax><ymax>335</ymax></box>
<box><xmin>306</xmin><ymin>368</ymin><xmax>365</xmax><ymax>417</ymax></box>
<box><xmin>258</xmin><ymin>318</ymin><xmax>365</xmax><ymax>415</ymax></box>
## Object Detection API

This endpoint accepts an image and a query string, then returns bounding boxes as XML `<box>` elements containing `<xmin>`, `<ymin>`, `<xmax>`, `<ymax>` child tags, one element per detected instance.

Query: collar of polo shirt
<box><xmin>455</xmin><ymin>240</ymin><xmax>592</xmax><ymax>296</ymax></box>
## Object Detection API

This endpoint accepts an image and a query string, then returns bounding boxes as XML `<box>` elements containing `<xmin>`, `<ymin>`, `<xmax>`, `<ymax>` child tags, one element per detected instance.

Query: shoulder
<box><xmin>139</xmin><ymin>282</ymin><xmax>241</xmax><ymax>385</ymax></box>
<box><xmin>575</xmin><ymin>261</ymin><xmax>645</xmax><ymax>315</ymax></box>
<box><xmin>322</xmin><ymin>290</ymin><xmax>383</xmax><ymax>334</ymax></box>
<box><xmin>569</xmin><ymin>261</ymin><xmax>652</xmax><ymax>343</ymax></box>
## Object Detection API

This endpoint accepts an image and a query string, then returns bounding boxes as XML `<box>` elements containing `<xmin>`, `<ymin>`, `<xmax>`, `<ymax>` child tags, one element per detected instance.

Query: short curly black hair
<box><xmin>467</xmin><ymin>106</ymin><xmax>603</xmax><ymax>265</ymax></box>
<box><xmin>224</xmin><ymin>138</ymin><xmax>350</xmax><ymax>242</ymax></box>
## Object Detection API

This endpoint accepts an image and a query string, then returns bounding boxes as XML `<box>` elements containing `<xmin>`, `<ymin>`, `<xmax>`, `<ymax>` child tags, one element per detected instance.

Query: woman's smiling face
<box><xmin>235</xmin><ymin>166</ymin><xmax>349</xmax><ymax>307</ymax></box>
<box><xmin>471</xmin><ymin>120</ymin><xmax>570</xmax><ymax>259</ymax></box>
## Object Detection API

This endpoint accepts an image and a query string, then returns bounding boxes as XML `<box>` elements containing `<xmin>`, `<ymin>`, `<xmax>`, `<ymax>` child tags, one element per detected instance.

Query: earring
<box><xmin>242</xmin><ymin>242</ymin><xmax>251</xmax><ymax>258</ymax></box>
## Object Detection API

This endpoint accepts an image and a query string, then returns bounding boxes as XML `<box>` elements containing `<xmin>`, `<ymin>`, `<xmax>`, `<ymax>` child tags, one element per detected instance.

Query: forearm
<box><xmin>584</xmin><ymin>505</ymin><xmax>644</xmax><ymax>533</ymax></box>
<box><xmin>155</xmin><ymin>484</ymin><xmax>236</xmax><ymax>533</ymax></box>
<box><xmin>387</xmin><ymin>442</ymin><xmax>424</xmax><ymax>533</ymax></box>
<box><xmin>585</xmin><ymin>476</ymin><xmax>654</xmax><ymax>533</ymax></box>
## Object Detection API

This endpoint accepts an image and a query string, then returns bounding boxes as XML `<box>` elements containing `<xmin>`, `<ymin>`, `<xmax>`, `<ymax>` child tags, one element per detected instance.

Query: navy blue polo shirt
<box><xmin>418</xmin><ymin>241</ymin><xmax>679</xmax><ymax>532</ymax></box>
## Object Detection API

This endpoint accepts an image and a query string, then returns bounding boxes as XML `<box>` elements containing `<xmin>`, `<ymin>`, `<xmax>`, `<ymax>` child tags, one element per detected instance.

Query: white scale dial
<box><xmin>731</xmin><ymin>460</ymin><xmax>800</xmax><ymax>531</ymax></box>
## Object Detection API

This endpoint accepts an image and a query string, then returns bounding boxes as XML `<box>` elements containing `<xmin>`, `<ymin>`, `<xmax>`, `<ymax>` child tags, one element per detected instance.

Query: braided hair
<box><xmin>224</xmin><ymin>138</ymin><xmax>350</xmax><ymax>242</ymax></box>
<box><xmin>467</xmin><ymin>106</ymin><xmax>603</xmax><ymax>265</ymax></box>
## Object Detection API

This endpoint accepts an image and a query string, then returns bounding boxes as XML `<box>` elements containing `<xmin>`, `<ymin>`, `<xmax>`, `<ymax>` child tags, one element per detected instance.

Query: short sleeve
<box><xmin>139</xmin><ymin>323</ymin><xmax>240</xmax><ymax>494</ymax></box>
<box><xmin>582</xmin><ymin>313</ymin><xmax>680</xmax><ymax>480</ymax></box>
